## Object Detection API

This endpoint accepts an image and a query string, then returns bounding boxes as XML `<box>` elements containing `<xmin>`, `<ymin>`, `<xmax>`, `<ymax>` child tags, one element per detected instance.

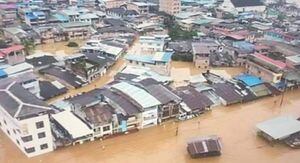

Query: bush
<box><xmin>171</xmin><ymin>53</ymin><xmax>193</xmax><ymax>62</ymax></box>
<box><xmin>67</xmin><ymin>42</ymin><xmax>79</xmax><ymax>47</ymax></box>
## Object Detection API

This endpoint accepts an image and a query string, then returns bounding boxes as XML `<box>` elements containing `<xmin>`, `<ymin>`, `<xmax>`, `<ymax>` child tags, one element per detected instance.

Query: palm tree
<box><xmin>21</xmin><ymin>39</ymin><xmax>35</xmax><ymax>55</ymax></box>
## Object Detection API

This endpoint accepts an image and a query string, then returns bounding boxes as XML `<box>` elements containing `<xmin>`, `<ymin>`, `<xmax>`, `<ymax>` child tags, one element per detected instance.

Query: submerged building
<box><xmin>0</xmin><ymin>81</ymin><xmax>54</xmax><ymax>157</ymax></box>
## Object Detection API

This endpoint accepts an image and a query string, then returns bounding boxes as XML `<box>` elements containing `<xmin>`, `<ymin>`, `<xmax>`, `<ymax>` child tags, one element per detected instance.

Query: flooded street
<box><xmin>1</xmin><ymin>89</ymin><xmax>300</xmax><ymax>163</ymax></box>
<box><xmin>35</xmin><ymin>40</ymin><xmax>85</xmax><ymax>56</ymax></box>
<box><xmin>3</xmin><ymin>41</ymin><xmax>298</xmax><ymax>163</ymax></box>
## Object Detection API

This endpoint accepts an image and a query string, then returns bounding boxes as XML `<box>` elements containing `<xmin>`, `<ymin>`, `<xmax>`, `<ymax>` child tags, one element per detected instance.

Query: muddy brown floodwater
<box><xmin>35</xmin><ymin>40</ymin><xmax>85</xmax><ymax>55</ymax></box>
<box><xmin>3</xmin><ymin>46</ymin><xmax>299</xmax><ymax>162</ymax></box>
<box><xmin>1</xmin><ymin>89</ymin><xmax>300</xmax><ymax>163</ymax></box>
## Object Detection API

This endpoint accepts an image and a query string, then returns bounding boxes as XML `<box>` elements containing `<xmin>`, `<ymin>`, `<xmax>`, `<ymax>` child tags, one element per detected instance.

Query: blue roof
<box><xmin>233</xmin><ymin>41</ymin><xmax>255</xmax><ymax>53</ymax></box>
<box><xmin>26</xmin><ymin>12</ymin><xmax>38</xmax><ymax>20</ymax></box>
<box><xmin>0</xmin><ymin>69</ymin><xmax>7</xmax><ymax>78</ymax></box>
<box><xmin>33</xmin><ymin>11</ymin><xmax>45</xmax><ymax>17</ymax></box>
<box><xmin>125</xmin><ymin>54</ymin><xmax>155</xmax><ymax>64</ymax></box>
<box><xmin>235</xmin><ymin>74</ymin><xmax>263</xmax><ymax>87</ymax></box>
<box><xmin>152</xmin><ymin>52</ymin><xmax>173</xmax><ymax>62</ymax></box>
<box><xmin>53</xmin><ymin>13</ymin><xmax>69</xmax><ymax>22</ymax></box>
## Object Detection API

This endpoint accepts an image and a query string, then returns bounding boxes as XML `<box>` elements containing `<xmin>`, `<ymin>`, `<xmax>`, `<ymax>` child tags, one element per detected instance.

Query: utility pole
<box><xmin>175</xmin><ymin>122</ymin><xmax>179</xmax><ymax>136</ymax></box>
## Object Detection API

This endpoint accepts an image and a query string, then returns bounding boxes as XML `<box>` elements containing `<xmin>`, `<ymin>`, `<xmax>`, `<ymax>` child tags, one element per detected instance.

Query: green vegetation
<box><xmin>171</xmin><ymin>53</ymin><xmax>193</xmax><ymax>62</ymax></box>
<box><xmin>277</xmin><ymin>13</ymin><xmax>286</xmax><ymax>22</ymax></box>
<box><xmin>168</xmin><ymin>25</ymin><xmax>198</xmax><ymax>40</ymax></box>
<box><xmin>66</xmin><ymin>41</ymin><xmax>79</xmax><ymax>47</ymax></box>
<box><xmin>0</xmin><ymin>40</ymin><xmax>8</xmax><ymax>49</ymax></box>
<box><xmin>222</xmin><ymin>12</ymin><xmax>235</xmax><ymax>19</ymax></box>
<box><xmin>161</xmin><ymin>13</ymin><xmax>197</xmax><ymax>40</ymax></box>
<box><xmin>21</xmin><ymin>39</ymin><xmax>35</xmax><ymax>55</ymax></box>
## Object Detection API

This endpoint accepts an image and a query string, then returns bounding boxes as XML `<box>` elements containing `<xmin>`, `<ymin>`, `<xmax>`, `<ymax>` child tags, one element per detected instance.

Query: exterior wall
<box><xmin>286</xmin><ymin>58</ymin><xmax>300</xmax><ymax>69</ymax></box>
<box><xmin>159</xmin><ymin>102</ymin><xmax>180</xmax><ymax>122</ymax></box>
<box><xmin>0</xmin><ymin>8</ymin><xmax>17</xmax><ymax>27</ymax></box>
<box><xmin>6</xmin><ymin>49</ymin><xmax>26</xmax><ymax>65</ymax></box>
<box><xmin>104</xmin><ymin>0</ymin><xmax>129</xmax><ymax>8</ymax></box>
<box><xmin>140</xmin><ymin>107</ymin><xmax>158</xmax><ymax>129</ymax></box>
<box><xmin>236</xmin><ymin>6</ymin><xmax>266</xmax><ymax>13</ymax></box>
<box><xmin>63</xmin><ymin>29</ymin><xmax>90</xmax><ymax>40</ymax></box>
<box><xmin>194</xmin><ymin>55</ymin><xmax>209</xmax><ymax>69</ymax></box>
<box><xmin>246</xmin><ymin>60</ymin><xmax>283</xmax><ymax>84</ymax></box>
<box><xmin>0</xmin><ymin>107</ymin><xmax>53</xmax><ymax>157</ymax></box>
<box><xmin>140</xmin><ymin>41</ymin><xmax>165</xmax><ymax>52</ymax></box>
<box><xmin>3</xmin><ymin>30</ymin><xmax>22</xmax><ymax>44</ymax></box>
<box><xmin>126</xmin><ymin>60</ymin><xmax>170</xmax><ymax>75</ymax></box>
<box><xmin>21</xmin><ymin>79</ymin><xmax>40</xmax><ymax>96</ymax></box>
<box><xmin>93</xmin><ymin>123</ymin><xmax>113</xmax><ymax>138</ymax></box>
<box><xmin>127</xmin><ymin>3</ymin><xmax>149</xmax><ymax>14</ymax></box>
<box><xmin>159</xmin><ymin>0</ymin><xmax>181</xmax><ymax>15</ymax></box>
<box><xmin>126</xmin><ymin>115</ymin><xmax>140</xmax><ymax>130</ymax></box>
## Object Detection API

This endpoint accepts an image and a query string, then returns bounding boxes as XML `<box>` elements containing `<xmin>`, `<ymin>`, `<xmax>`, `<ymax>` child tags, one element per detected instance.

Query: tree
<box><xmin>168</xmin><ymin>25</ymin><xmax>197</xmax><ymax>40</ymax></box>
<box><xmin>277</xmin><ymin>13</ymin><xmax>286</xmax><ymax>22</ymax></box>
<box><xmin>0</xmin><ymin>40</ymin><xmax>8</xmax><ymax>49</ymax></box>
<box><xmin>67</xmin><ymin>41</ymin><xmax>79</xmax><ymax>47</ymax></box>
<box><xmin>222</xmin><ymin>13</ymin><xmax>235</xmax><ymax>19</ymax></box>
<box><xmin>21</xmin><ymin>39</ymin><xmax>35</xmax><ymax>55</ymax></box>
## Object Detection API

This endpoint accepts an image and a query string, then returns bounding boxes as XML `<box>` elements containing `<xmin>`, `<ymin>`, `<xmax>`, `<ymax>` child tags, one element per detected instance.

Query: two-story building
<box><xmin>111</xmin><ymin>82</ymin><xmax>161</xmax><ymax>128</ymax></box>
<box><xmin>124</xmin><ymin>51</ymin><xmax>173</xmax><ymax>75</ymax></box>
<box><xmin>0</xmin><ymin>81</ymin><xmax>54</xmax><ymax>157</ymax></box>
<box><xmin>246</xmin><ymin>53</ymin><xmax>286</xmax><ymax>84</ymax></box>
<box><xmin>58</xmin><ymin>22</ymin><xmax>92</xmax><ymax>40</ymax></box>
<box><xmin>0</xmin><ymin>45</ymin><xmax>26</xmax><ymax>66</ymax></box>
<box><xmin>139</xmin><ymin>35</ymin><xmax>171</xmax><ymax>52</ymax></box>
<box><xmin>192</xmin><ymin>40</ymin><xmax>219</xmax><ymax>70</ymax></box>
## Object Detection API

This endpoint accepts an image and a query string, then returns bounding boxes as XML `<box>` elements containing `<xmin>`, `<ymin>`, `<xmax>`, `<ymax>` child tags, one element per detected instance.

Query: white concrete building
<box><xmin>139</xmin><ymin>35</ymin><xmax>171</xmax><ymax>52</ymax></box>
<box><xmin>111</xmin><ymin>82</ymin><xmax>161</xmax><ymax>128</ymax></box>
<box><xmin>0</xmin><ymin>81</ymin><xmax>54</xmax><ymax>157</ymax></box>
<box><xmin>220</xmin><ymin>0</ymin><xmax>266</xmax><ymax>14</ymax></box>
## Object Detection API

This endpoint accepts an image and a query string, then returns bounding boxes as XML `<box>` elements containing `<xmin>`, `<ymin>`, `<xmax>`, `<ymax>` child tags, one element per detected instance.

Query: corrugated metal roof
<box><xmin>52</xmin><ymin>111</ymin><xmax>93</xmax><ymax>139</ymax></box>
<box><xmin>112</xmin><ymin>82</ymin><xmax>161</xmax><ymax>108</ymax></box>
<box><xmin>256</xmin><ymin>116</ymin><xmax>300</xmax><ymax>140</ymax></box>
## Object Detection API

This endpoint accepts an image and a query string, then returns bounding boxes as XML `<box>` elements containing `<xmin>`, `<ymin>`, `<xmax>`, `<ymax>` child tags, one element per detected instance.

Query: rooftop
<box><xmin>0</xmin><ymin>81</ymin><xmax>51</xmax><ymax>120</ymax></box>
<box><xmin>0</xmin><ymin>45</ymin><xmax>24</xmax><ymax>57</ymax></box>
<box><xmin>84</xmin><ymin>104</ymin><xmax>113</xmax><ymax>126</ymax></box>
<box><xmin>145</xmin><ymin>84</ymin><xmax>181</xmax><ymax>105</ymax></box>
<box><xmin>286</xmin><ymin>55</ymin><xmax>300</xmax><ymax>64</ymax></box>
<box><xmin>251</xmin><ymin>53</ymin><xmax>286</xmax><ymax>70</ymax></box>
<box><xmin>230</xmin><ymin>0</ymin><xmax>264</xmax><ymax>7</ymax></box>
<box><xmin>52</xmin><ymin>111</ymin><xmax>93</xmax><ymax>139</ymax></box>
<box><xmin>235</xmin><ymin>74</ymin><xmax>264</xmax><ymax>87</ymax></box>
<box><xmin>256</xmin><ymin>116</ymin><xmax>300</xmax><ymax>140</ymax></box>
<box><xmin>111</xmin><ymin>82</ymin><xmax>161</xmax><ymax>109</ymax></box>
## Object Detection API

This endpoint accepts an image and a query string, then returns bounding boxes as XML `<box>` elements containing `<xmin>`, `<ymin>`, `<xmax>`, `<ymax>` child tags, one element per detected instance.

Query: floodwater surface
<box><xmin>1</xmin><ymin>90</ymin><xmax>300</xmax><ymax>163</ymax></box>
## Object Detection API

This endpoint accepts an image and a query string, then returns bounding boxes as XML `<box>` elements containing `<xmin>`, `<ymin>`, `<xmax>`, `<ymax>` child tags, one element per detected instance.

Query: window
<box><xmin>25</xmin><ymin>147</ymin><xmax>35</xmax><ymax>153</ymax></box>
<box><xmin>103</xmin><ymin>126</ymin><xmax>110</xmax><ymax>132</ymax></box>
<box><xmin>16</xmin><ymin>139</ymin><xmax>20</xmax><ymax>145</ymax></box>
<box><xmin>38</xmin><ymin>132</ymin><xmax>46</xmax><ymax>139</ymax></box>
<box><xmin>4</xmin><ymin>120</ymin><xmax>6</xmax><ymax>125</ymax></box>
<box><xmin>13</xmin><ymin>129</ymin><xmax>16</xmax><ymax>134</ymax></box>
<box><xmin>6</xmin><ymin>130</ymin><xmax>10</xmax><ymax>135</ymax></box>
<box><xmin>36</xmin><ymin>121</ymin><xmax>44</xmax><ymax>129</ymax></box>
<box><xmin>40</xmin><ymin>143</ymin><xmax>48</xmax><ymax>150</ymax></box>
<box><xmin>276</xmin><ymin>76</ymin><xmax>281</xmax><ymax>80</ymax></box>
<box><xmin>0</xmin><ymin>122</ymin><xmax>2</xmax><ymax>127</ymax></box>
<box><xmin>21</xmin><ymin>135</ymin><xmax>33</xmax><ymax>142</ymax></box>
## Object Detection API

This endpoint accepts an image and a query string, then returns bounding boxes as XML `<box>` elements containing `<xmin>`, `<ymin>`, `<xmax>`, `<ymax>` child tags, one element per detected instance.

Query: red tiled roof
<box><xmin>254</xmin><ymin>45</ymin><xmax>270</xmax><ymax>50</ymax></box>
<box><xmin>254</xmin><ymin>53</ymin><xmax>286</xmax><ymax>69</ymax></box>
<box><xmin>0</xmin><ymin>45</ymin><xmax>24</xmax><ymax>57</ymax></box>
